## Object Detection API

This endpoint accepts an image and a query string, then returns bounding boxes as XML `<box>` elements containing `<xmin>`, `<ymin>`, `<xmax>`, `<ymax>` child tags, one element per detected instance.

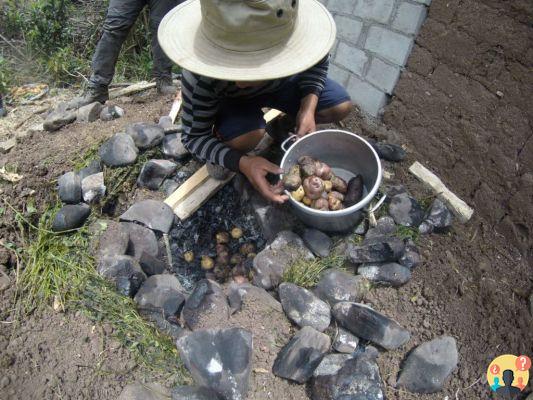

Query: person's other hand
<box><xmin>239</xmin><ymin>156</ymin><xmax>289</xmax><ymax>204</ymax></box>
<box><xmin>295</xmin><ymin>109</ymin><xmax>316</xmax><ymax>137</ymax></box>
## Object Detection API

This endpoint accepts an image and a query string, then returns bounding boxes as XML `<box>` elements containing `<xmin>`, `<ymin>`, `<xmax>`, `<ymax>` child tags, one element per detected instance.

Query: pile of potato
<box><xmin>282</xmin><ymin>156</ymin><xmax>364</xmax><ymax>211</ymax></box>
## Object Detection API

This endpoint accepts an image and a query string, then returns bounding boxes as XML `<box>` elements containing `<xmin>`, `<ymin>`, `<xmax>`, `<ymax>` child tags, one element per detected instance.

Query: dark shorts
<box><xmin>215</xmin><ymin>77</ymin><xmax>351</xmax><ymax>141</ymax></box>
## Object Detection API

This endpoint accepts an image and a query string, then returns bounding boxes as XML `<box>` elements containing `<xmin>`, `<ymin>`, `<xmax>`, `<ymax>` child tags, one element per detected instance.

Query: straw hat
<box><xmin>158</xmin><ymin>0</ymin><xmax>336</xmax><ymax>81</ymax></box>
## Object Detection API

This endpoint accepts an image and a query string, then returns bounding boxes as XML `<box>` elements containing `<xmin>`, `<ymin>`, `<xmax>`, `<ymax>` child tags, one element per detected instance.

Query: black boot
<box><xmin>67</xmin><ymin>85</ymin><xmax>109</xmax><ymax>110</ymax></box>
<box><xmin>156</xmin><ymin>76</ymin><xmax>177</xmax><ymax>95</ymax></box>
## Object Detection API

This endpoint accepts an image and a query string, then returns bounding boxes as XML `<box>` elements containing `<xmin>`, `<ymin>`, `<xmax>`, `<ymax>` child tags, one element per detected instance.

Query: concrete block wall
<box><xmin>320</xmin><ymin>0</ymin><xmax>429</xmax><ymax>117</ymax></box>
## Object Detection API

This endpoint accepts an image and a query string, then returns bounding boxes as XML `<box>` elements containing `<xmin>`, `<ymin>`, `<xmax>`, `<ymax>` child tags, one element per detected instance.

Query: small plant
<box><xmin>282</xmin><ymin>253</ymin><xmax>346</xmax><ymax>288</ymax></box>
<box><xmin>395</xmin><ymin>225</ymin><xmax>420</xmax><ymax>243</ymax></box>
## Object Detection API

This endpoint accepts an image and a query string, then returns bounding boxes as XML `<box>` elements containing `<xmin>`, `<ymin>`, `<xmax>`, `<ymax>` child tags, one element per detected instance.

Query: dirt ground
<box><xmin>0</xmin><ymin>0</ymin><xmax>532</xmax><ymax>398</ymax></box>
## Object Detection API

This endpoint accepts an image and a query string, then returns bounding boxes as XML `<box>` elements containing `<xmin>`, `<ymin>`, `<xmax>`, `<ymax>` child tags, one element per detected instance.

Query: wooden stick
<box><xmin>168</xmin><ymin>89</ymin><xmax>182</xmax><ymax>123</ymax></box>
<box><xmin>108</xmin><ymin>81</ymin><xmax>156</xmax><ymax>99</ymax></box>
<box><xmin>409</xmin><ymin>161</ymin><xmax>474</xmax><ymax>223</ymax></box>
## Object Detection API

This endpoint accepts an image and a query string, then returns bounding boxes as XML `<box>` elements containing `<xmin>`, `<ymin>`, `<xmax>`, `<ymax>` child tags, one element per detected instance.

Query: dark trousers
<box><xmin>89</xmin><ymin>0</ymin><xmax>179</xmax><ymax>87</ymax></box>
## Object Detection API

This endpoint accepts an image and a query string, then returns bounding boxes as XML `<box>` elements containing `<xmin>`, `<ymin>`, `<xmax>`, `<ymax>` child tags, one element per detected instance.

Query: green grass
<box><xmin>395</xmin><ymin>225</ymin><xmax>420</xmax><ymax>243</ymax></box>
<box><xmin>282</xmin><ymin>253</ymin><xmax>346</xmax><ymax>288</ymax></box>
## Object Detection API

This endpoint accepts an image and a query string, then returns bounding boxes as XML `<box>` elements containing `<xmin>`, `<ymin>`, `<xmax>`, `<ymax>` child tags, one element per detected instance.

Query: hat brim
<box><xmin>158</xmin><ymin>0</ymin><xmax>336</xmax><ymax>81</ymax></box>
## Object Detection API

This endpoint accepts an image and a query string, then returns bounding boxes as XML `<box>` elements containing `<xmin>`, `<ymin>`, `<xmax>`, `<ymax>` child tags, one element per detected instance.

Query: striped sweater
<box><xmin>181</xmin><ymin>55</ymin><xmax>330</xmax><ymax>172</ymax></box>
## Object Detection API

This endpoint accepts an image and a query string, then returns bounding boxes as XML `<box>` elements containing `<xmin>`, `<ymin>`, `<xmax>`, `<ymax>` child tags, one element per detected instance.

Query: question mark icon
<box><xmin>515</xmin><ymin>355</ymin><xmax>531</xmax><ymax>372</ymax></box>
<box><xmin>491</xmin><ymin>364</ymin><xmax>500</xmax><ymax>374</ymax></box>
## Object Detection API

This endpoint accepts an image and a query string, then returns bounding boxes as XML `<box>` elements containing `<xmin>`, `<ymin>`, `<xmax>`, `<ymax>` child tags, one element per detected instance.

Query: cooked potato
<box><xmin>230</xmin><ymin>227</ymin><xmax>243</xmax><ymax>239</ymax></box>
<box><xmin>215</xmin><ymin>231</ymin><xmax>230</xmax><ymax>244</ymax></box>
<box><xmin>282</xmin><ymin>165</ymin><xmax>302</xmax><ymax>191</ymax></box>
<box><xmin>201</xmin><ymin>256</ymin><xmax>215</xmax><ymax>270</ymax></box>
<box><xmin>291</xmin><ymin>185</ymin><xmax>305</xmax><ymax>202</ymax></box>
<box><xmin>330</xmin><ymin>175</ymin><xmax>348</xmax><ymax>194</ymax></box>
<box><xmin>303</xmin><ymin>176</ymin><xmax>325</xmax><ymax>200</ymax></box>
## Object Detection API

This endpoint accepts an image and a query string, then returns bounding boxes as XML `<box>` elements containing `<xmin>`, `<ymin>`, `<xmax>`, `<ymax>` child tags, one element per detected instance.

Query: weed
<box><xmin>395</xmin><ymin>225</ymin><xmax>419</xmax><ymax>243</ymax></box>
<box><xmin>282</xmin><ymin>253</ymin><xmax>346</xmax><ymax>288</ymax></box>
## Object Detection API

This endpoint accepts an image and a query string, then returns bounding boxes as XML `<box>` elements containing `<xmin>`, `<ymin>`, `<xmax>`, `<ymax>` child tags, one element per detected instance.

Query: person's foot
<box><xmin>67</xmin><ymin>85</ymin><xmax>109</xmax><ymax>109</ymax></box>
<box><xmin>206</xmin><ymin>162</ymin><xmax>232</xmax><ymax>180</ymax></box>
<box><xmin>156</xmin><ymin>76</ymin><xmax>177</xmax><ymax>95</ymax></box>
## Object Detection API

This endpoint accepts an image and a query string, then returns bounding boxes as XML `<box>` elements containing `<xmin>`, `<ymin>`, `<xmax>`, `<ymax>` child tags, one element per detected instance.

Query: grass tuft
<box><xmin>395</xmin><ymin>225</ymin><xmax>420</xmax><ymax>243</ymax></box>
<box><xmin>282</xmin><ymin>253</ymin><xmax>346</xmax><ymax>288</ymax></box>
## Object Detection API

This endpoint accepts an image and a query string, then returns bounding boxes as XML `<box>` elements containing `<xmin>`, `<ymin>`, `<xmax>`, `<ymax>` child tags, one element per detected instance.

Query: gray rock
<box><xmin>97</xmin><ymin>254</ymin><xmax>147</xmax><ymax>297</ymax></box>
<box><xmin>141</xmin><ymin>310</ymin><xmax>185</xmax><ymax>341</ymax></box>
<box><xmin>0</xmin><ymin>137</ymin><xmax>16</xmax><ymax>154</ymax></box>
<box><xmin>371</xmin><ymin>141</ymin><xmax>406</xmax><ymax>162</ymax></box>
<box><xmin>313</xmin><ymin>353</ymin><xmax>354</xmax><ymax>378</ymax></box>
<box><xmin>77</xmin><ymin>102</ymin><xmax>103</xmax><ymax>123</ymax></box>
<box><xmin>122</xmin><ymin>222</ymin><xmax>159</xmax><ymax>259</ymax></box>
<box><xmin>272</xmin><ymin>326</ymin><xmax>331</xmax><ymax>383</ymax></box>
<box><xmin>99</xmin><ymin>133</ymin><xmax>138</xmax><ymax>167</ymax></box>
<box><xmin>348</xmin><ymin>235</ymin><xmax>405</xmax><ymax>264</ymax></box>
<box><xmin>58</xmin><ymin>171</ymin><xmax>81</xmax><ymax>204</ymax></box>
<box><xmin>161</xmin><ymin>179</ymin><xmax>180</xmax><ymax>196</ymax></box>
<box><xmin>51</xmin><ymin>204</ymin><xmax>91</xmax><ymax>232</ymax></box>
<box><xmin>385</xmin><ymin>184</ymin><xmax>407</xmax><ymax>199</ymax></box>
<box><xmin>138</xmin><ymin>252</ymin><xmax>167</xmax><ymax>276</ymax></box>
<box><xmin>126</xmin><ymin>122</ymin><xmax>165</xmax><ymax>149</ymax></box>
<box><xmin>176</xmin><ymin>328</ymin><xmax>253</xmax><ymax>400</ymax></box>
<box><xmin>399</xmin><ymin>240</ymin><xmax>421</xmax><ymax>269</ymax></box>
<box><xmin>365</xmin><ymin>216</ymin><xmax>396</xmax><ymax>239</ymax></box>
<box><xmin>120</xmin><ymin>200</ymin><xmax>174</xmax><ymax>233</ymax></box>
<box><xmin>97</xmin><ymin>220</ymin><xmax>130</xmax><ymax>258</ymax></box>
<box><xmin>425</xmin><ymin>198</ymin><xmax>453</xmax><ymax>231</ymax></box>
<box><xmin>354</xmin><ymin>220</ymin><xmax>367</xmax><ymax>235</ymax></box>
<box><xmin>302</xmin><ymin>229</ymin><xmax>332</xmax><ymax>258</ymax></box>
<box><xmin>134</xmin><ymin>274</ymin><xmax>185</xmax><ymax>318</ymax></box>
<box><xmin>252</xmin><ymin>231</ymin><xmax>314</xmax><ymax>290</ymax></box>
<box><xmin>227</xmin><ymin>282</ymin><xmax>282</xmax><ymax>314</ymax></box>
<box><xmin>158</xmin><ymin>115</ymin><xmax>173</xmax><ymax>129</ymax></box>
<box><xmin>137</xmin><ymin>159</ymin><xmax>178</xmax><ymax>190</ymax></box>
<box><xmin>162</xmin><ymin>133</ymin><xmax>189</xmax><ymax>160</ymax></box>
<box><xmin>314</xmin><ymin>269</ymin><xmax>370</xmax><ymax>305</ymax></box>
<box><xmin>389</xmin><ymin>193</ymin><xmax>425</xmax><ymax>227</ymax></box>
<box><xmin>43</xmin><ymin>109</ymin><xmax>76</xmax><ymax>131</ymax></box>
<box><xmin>418</xmin><ymin>221</ymin><xmax>434</xmax><ymax>235</ymax></box>
<box><xmin>78</xmin><ymin>159</ymin><xmax>102</xmax><ymax>181</ymax></box>
<box><xmin>117</xmin><ymin>382</ymin><xmax>170</xmax><ymax>400</ymax></box>
<box><xmin>358</xmin><ymin>262</ymin><xmax>412</xmax><ymax>287</ymax></box>
<box><xmin>99</xmin><ymin>105</ymin><xmax>124</xmax><ymax>121</ymax></box>
<box><xmin>332</xmin><ymin>302</ymin><xmax>410</xmax><ymax>350</ymax></box>
<box><xmin>250</xmin><ymin>192</ymin><xmax>300</xmax><ymax>241</ymax></box>
<box><xmin>181</xmin><ymin>279</ymin><xmax>230</xmax><ymax>330</ymax></box>
<box><xmin>332</xmin><ymin>327</ymin><xmax>359</xmax><ymax>353</ymax></box>
<box><xmin>397</xmin><ymin>336</ymin><xmax>458</xmax><ymax>393</ymax></box>
<box><xmin>171</xmin><ymin>386</ymin><xmax>220</xmax><ymax>400</ymax></box>
<box><xmin>81</xmin><ymin>172</ymin><xmax>106</xmax><ymax>203</ymax></box>
<box><xmin>278</xmin><ymin>283</ymin><xmax>331</xmax><ymax>332</ymax></box>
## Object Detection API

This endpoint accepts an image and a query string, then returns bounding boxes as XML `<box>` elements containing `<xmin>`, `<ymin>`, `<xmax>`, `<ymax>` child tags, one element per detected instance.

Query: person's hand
<box><xmin>239</xmin><ymin>155</ymin><xmax>289</xmax><ymax>204</ymax></box>
<box><xmin>295</xmin><ymin>109</ymin><xmax>316</xmax><ymax>137</ymax></box>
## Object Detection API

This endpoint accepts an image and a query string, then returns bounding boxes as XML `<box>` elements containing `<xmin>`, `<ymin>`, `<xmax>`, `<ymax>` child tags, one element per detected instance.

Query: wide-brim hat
<box><xmin>158</xmin><ymin>0</ymin><xmax>336</xmax><ymax>81</ymax></box>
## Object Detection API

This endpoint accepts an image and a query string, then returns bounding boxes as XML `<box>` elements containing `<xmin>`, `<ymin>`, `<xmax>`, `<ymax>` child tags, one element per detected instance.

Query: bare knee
<box><xmin>316</xmin><ymin>100</ymin><xmax>353</xmax><ymax>124</ymax></box>
<box><xmin>225</xmin><ymin>129</ymin><xmax>266</xmax><ymax>153</ymax></box>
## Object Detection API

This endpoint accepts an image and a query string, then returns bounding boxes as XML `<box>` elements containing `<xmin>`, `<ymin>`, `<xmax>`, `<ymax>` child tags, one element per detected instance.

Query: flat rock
<box><xmin>332</xmin><ymin>327</ymin><xmax>359</xmax><ymax>353</ymax></box>
<box><xmin>78</xmin><ymin>159</ymin><xmax>102</xmax><ymax>181</ymax></box>
<box><xmin>138</xmin><ymin>251</ymin><xmax>167</xmax><ymax>276</ymax></box>
<box><xmin>313</xmin><ymin>353</ymin><xmax>353</xmax><ymax>378</ymax></box>
<box><xmin>43</xmin><ymin>109</ymin><xmax>76</xmax><ymax>131</ymax></box>
<box><xmin>279</xmin><ymin>282</ymin><xmax>331</xmax><ymax>332</ymax></box>
<box><xmin>122</xmin><ymin>222</ymin><xmax>159</xmax><ymax>259</ymax></box>
<box><xmin>99</xmin><ymin>105</ymin><xmax>124</xmax><ymax>121</ymax></box>
<box><xmin>425</xmin><ymin>198</ymin><xmax>453</xmax><ymax>231</ymax></box>
<box><xmin>181</xmin><ymin>279</ymin><xmax>230</xmax><ymax>330</ymax></box>
<box><xmin>99</xmin><ymin>133</ymin><xmax>138</xmax><ymax>167</ymax></box>
<box><xmin>389</xmin><ymin>193</ymin><xmax>425</xmax><ymax>227</ymax></box>
<box><xmin>97</xmin><ymin>254</ymin><xmax>147</xmax><ymax>297</ymax></box>
<box><xmin>252</xmin><ymin>230</ymin><xmax>314</xmax><ymax>290</ymax></box>
<box><xmin>58</xmin><ymin>171</ymin><xmax>81</xmax><ymax>204</ymax></box>
<box><xmin>97</xmin><ymin>220</ymin><xmax>130</xmax><ymax>258</ymax></box>
<box><xmin>171</xmin><ymin>386</ymin><xmax>220</xmax><ymax>400</ymax></box>
<box><xmin>176</xmin><ymin>327</ymin><xmax>253</xmax><ymax>400</ymax></box>
<box><xmin>397</xmin><ymin>336</ymin><xmax>458</xmax><ymax>393</ymax></box>
<box><xmin>134</xmin><ymin>274</ymin><xmax>185</xmax><ymax>318</ymax></box>
<box><xmin>117</xmin><ymin>382</ymin><xmax>170</xmax><ymax>400</ymax></box>
<box><xmin>314</xmin><ymin>269</ymin><xmax>370</xmax><ymax>305</ymax></box>
<box><xmin>332</xmin><ymin>302</ymin><xmax>410</xmax><ymax>350</ymax></box>
<box><xmin>227</xmin><ymin>282</ymin><xmax>282</xmax><ymax>314</ymax></box>
<box><xmin>272</xmin><ymin>326</ymin><xmax>331</xmax><ymax>383</ymax></box>
<box><xmin>348</xmin><ymin>235</ymin><xmax>405</xmax><ymax>264</ymax></box>
<box><xmin>137</xmin><ymin>159</ymin><xmax>178</xmax><ymax>190</ymax></box>
<box><xmin>81</xmin><ymin>172</ymin><xmax>106</xmax><ymax>203</ymax></box>
<box><xmin>399</xmin><ymin>239</ymin><xmax>421</xmax><ymax>269</ymax></box>
<box><xmin>51</xmin><ymin>204</ymin><xmax>91</xmax><ymax>232</ymax></box>
<box><xmin>126</xmin><ymin>122</ymin><xmax>165</xmax><ymax>149</ymax></box>
<box><xmin>162</xmin><ymin>133</ymin><xmax>189</xmax><ymax>160</ymax></box>
<box><xmin>77</xmin><ymin>101</ymin><xmax>103</xmax><ymax>123</ymax></box>
<box><xmin>161</xmin><ymin>179</ymin><xmax>180</xmax><ymax>196</ymax></box>
<box><xmin>358</xmin><ymin>262</ymin><xmax>412</xmax><ymax>287</ymax></box>
<box><xmin>302</xmin><ymin>228</ymin><xmax>332</xmax><ymax>258</ymax></box>
<box><xmin>0</xmin><ymin>137</ymin><xmax>16</xmax><ymax>154</ymax></box>
<box><xmin>120</xmin><ymin>200</ymin><xmax>174</xmax><ymax>233</ymax></box>
<box><xmin>365</xmin><ymin>216</ymin><xmax>396</xmax><ymax>239</ymax></box>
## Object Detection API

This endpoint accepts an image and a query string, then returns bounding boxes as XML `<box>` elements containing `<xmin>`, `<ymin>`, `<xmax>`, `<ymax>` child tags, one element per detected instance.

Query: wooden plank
<box><xmin>108</xmin><ymin>81</ymin><xmax>156</xmax><ymax>99</ymax></box>
<box><xmin>164</xmin><ymin>166</ymin><xmax>210</xmax><ymax>210</ymax></box>
<box><xmin>409</xmin><ymin>161</ymin><xmax>474</xmax><ymax>223</ymax></box>
<box><xmin>168</xmin><ymin>89</ymin><xmax>182</xmax><ymax>123</ymax></box>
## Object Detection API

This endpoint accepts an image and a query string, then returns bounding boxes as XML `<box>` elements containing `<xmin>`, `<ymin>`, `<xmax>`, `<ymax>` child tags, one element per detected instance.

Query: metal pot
<box><xmin>280</xmin><ymin>129</ymin><xmax>382</xmax><ymax>232</ymax></box>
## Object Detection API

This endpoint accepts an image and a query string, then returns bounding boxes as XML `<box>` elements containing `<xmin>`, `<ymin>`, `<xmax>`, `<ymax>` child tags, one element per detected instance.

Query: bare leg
<box><xmin>315</xmin><ymin>100</ymin><xmax>353</xmax><ymax>124</ymax></box>
<box><xmin>225</xmin><ymin>129</ymin><xmax>266</xmax><ymax>152</ymax></box>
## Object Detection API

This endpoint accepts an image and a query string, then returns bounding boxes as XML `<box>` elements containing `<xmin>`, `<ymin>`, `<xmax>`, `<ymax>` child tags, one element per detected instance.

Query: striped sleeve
<box><xmin>296</xmin><ymin>54</ymin><xmax>330</xmax><ymax>97</ymax></box>
<box><xmin>180</xmin><ymin>70</ymin><xmax>243</xmax><ymax>172</ymax></box>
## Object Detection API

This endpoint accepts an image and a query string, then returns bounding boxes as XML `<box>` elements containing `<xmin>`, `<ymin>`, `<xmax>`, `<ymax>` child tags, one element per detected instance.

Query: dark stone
<box><xmin>397</xmin><ymin>336</ymin><xmax>458</xmax><ymax>393</ymax></box>
<box><xmin>51</xmin><ymin>204</ymin><xmax>91</xmax><ymax>232</ymax></box>
<box><xmin>99</xmin><ymin>133</ymin><xmax>138</xmax><ymax>167</ymax></box>
<box><xmin>302</xmin><ymin>228</ymin><xmax>332</xmax><ymax>258</ymax></box>
<box><xmin>272</xmin><ymin>326</ymin><xmax>331</xmax><ymax>383</ymax></box>
<box><xmin>97</xmin><ymin>255</ymin><xmax>147</xmax><ymax>297</ymax></box>
<box><xmin>389</xmin><ymin>193</ymin><xmax>425</xmax><ymax>227</ymax></box>
<box><xmin>97</xmin><ymin>220</ymin><xmax>130</xmax><ymax>258</ymax></box>
<box><xmin>332</xmin><ymin>327</ymin><xmax>359</xmax><ymax>353</ymax></box>
<box><xmin>385</xmin><ymin>184</ymin><xmax>407</xmax><ymax>200</ymax></box>
<box><xmin>365</xmin><ymin>216</ymin><xmax>396</xmax><ymax>239</ymax></box>
<box><xmin>278</xmin><ymin>283</ymin><xmax>331</xmax><ymax>332</ymax></box>
<box><xmin>181</xmin><ymin>279</ymin><xmax>230</xmax><ymax>330</ymax></box>
<box><xmin>122</xmin><ymin>222</ymin><xmax>159</xmax><ymax>259</ymax></box>
<box><xmin>134</xmin><ymin>274</ymin><xmax>185</xmax><ymax>318</ymax></box>
<box><xmin>43</xmin><ymin>109</ymin><xmax>77</xmax><ymax>131</ymax></box>
<box><xmin>176</xmin><ymin>327</ymin><xmax>253</xmax><ymax>400</ymax></box>
<box><xmin>58</xmin><ymin>171</ymin><xmax>81</xmax><ymax>204</ymax></box>
<box><xmin>141</xmin><ymin>310</ymin><xmax>185</xmax><ymax>341</ymax></box>
<box><xmin>81</xmin><ymin>172</ymin><xmax>106</xmax><ymax>203</ymax></box>
<box><xmin>425</xmin><ymin>199</ymin><xmax>453</xmax><ymax>231</ymax></box>
<box><xmin>119</xmin><ymin>200</ymin><xmax>174</xmax><ymax>233</ymax></box>
<box><xmin>171</xmin><ymin>386</ymin><xmax>221</xmax><ymax>400</ymax></box>
<box><xmin>371</xmin><ymin>141</ymin><xmax>406</xmax><ymax>162</ymax></box>
<box><xmin>348</xmin><ymin>235</ymin><xmax>405</xmax><ymax>263</ymax></box>
<box><xmin>250</xmin><ymin>192</ymin><xmax>300</xmax><ymax>241</ymax></box>
<box><xmin>357</xmin><ymin>262</ymin><xmax>412</xmax><ymax>287</ymax></box>
<box><xmin>354</xmin><ymin>220</ymin><xmax>367</xmax><ymax>235</ymax></box>
<box><xmin>399</xmin><ymin>240</ymin><xmax>421</xmax><ymax>269</ymax></box>
<box><xmin>137</xmin><ymin>159</ymin><xmax>178</xmax><ymax>190</ymax></box>
<box><xmin>418</xmin><ymin>221</ymin><xmax>434</xmax><ymax>235</ymax></box>
<box><xmin>162</xmin><ymin>133</ymin><xmax>189</xmax><ymax>160</ymax></box>
<box><xmin>227</xmin><ymin>282</ymin><xmax>282</xmax><ymax>314</ymax></box>
<box><xmin>313</xmin><ymin>353</ymin><xmax>353</xmax><ymax>378</ymax></box>
<box><xmin>314</xmin><ymin>269</ymin><xmax>370</xmax><ymax>305</ymax></box>
<box><xmin>76</xmin><ymin>101</ymin><xmax>103</xmax><ymax>123</ymax></box>
<box><xmin>161</xmin><ymin>179</ymin><xmax>180</xmax><ymax>196</ymax></box>
<box><xmin>138</xmin><ymin>251</ymin><xmax>167</xmax><ymax>276</ymax></box>
<box><xmin>332</xmin><ymin>302</ymin><xmax>410</xmax><ymax>350</ymax></box>
<box><xmin>126</xmin><ymin>122</ymin><xmax>165</xmax><ymax>149</ymax></box>
<box><xmin>99</xmin><ymin>105</ymin><xmax>124</xmax><ymax>121</ymax></box>
<box><xmin>78</xmin><ymin>159</ymin><xmax>102</xmax><ymax>181</ymax></box>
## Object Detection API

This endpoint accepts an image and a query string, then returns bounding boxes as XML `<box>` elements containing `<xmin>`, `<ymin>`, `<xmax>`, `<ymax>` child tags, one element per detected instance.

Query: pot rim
<box><xmin>280</xmin><ymin>129</ymin><xmax>382</xmax><ymax>216</ymax></box>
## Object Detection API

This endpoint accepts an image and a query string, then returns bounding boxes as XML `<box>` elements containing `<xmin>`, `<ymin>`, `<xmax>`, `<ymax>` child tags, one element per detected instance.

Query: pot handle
<box><xmin>280</xmin><ymin>134</ymin><xmax>298</xmax><ymax>153</ymax></box>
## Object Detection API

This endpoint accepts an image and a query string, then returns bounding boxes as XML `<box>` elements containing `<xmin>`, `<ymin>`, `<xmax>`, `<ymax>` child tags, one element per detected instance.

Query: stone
<box><xmin>81</xmin><ymin>172</ymin><xmax>106</xmax><ymax>203</ymax></box>
<box><xmin>348</xmin><ymin>236</ymin><xmax>405</xmax><ymax>263</ymax></box>
<box><xmin>122</xmin><ymin>222</ymin><xmax>159</xmax><ymax>259</ymax></box>
<box><xmin>120</xmin><ymin>200</ymin><xmax>174</xmax><ymax>233</ymax></box>
<box><xmin>385</xmin><ymin>184</ymin><xmax>407</xmax><ymax>199</ymax></box>
<box><xmin>358</xmin><ymin>262</ymin><xmax>412</xmax><ymax>287</ymax></box>
<box><xmin>370</xmin><ymin>140</ymin><xmax>406</xmax><ymax>162</ymax></box>
<box><xmin>76</xmin><ymin>101</ymin><xmax>103</xmax><ymax>123</ymax></box>
<box><xmin>252</xmin><ymin>231</ymin><xmax>314</xmax><ymax>290</ymax></box>
<box><xmin>397</xmin><ymin>336</ymin><xmax>458</xmax><ymax>393</ymax></box>
<box><xmin>399</xmin><ymin>240</ymin><xmax>421</xmax><ymax>269</ymax></box>
<box><xmin>332</xmin><ymin>302</ymin><xmax>410</xmax><ymax>350</ymax></box>
<box><xmin>302</xmin><ymin>228</ymin><xmax>332</xmax><ymax>257</ymax></box>
<box><xmin>58</xmin><ymin>171</ymin><xmax>81</xmax><ymax>204</ymax></box>
<box><xmin>354</xmin><ymin>220</ymin><xmax>367</xmax><ymax>235</ymax></box>
<box><xmin>335</xmin><ymin>43</ymin><xmax>368</xmax><ymax>75</ymax></box>
<box><xmin>137</xmin><ymin>159</ymin><xmax>178</xmax><ymax>190</ymax></box>
<box><xmin>176</xmin><ymin>328</ymin><xmax>253</xmax><ymax>400</ymax></box>
<box><xmin>181</xmin><ymin>279</ymin><xmax>230</xmax><ymax>330</ymax></box>
<box><xmin>418</xmin><ymin>221</ymin><xmax>434</xmax><ymax>235</ymax></box>
<box><xmin>0</xmin><ymin>137</ymin><xmax>16</xmax><ymax>154</ymax></box>
<box><xmin>158</xmin><ymin>115</ymin><xmax>173</xmax><ymax>129</ymax></box>
<box><xmin>334</xmin><ymin>15</ymin><xmax>363</xmax><ymax>44</ymax></box>
<box><xmin>272</xmin><ymin>326</ymin><xmax>331</xmax><ymax>383</ymax></box>
<box><xmin>311</xmin><ymin>346</ymin><xmax>385</xmax><ymax>400</ymax></box>
<box><xmin>126</xmin><ymin>122</ymin><xmax>165</xmax><ymax>150</ymax></box>
<box><xmin>392</xmin><ymin>2</ymin><xmax>427</xmax><ymax>35</ymax></box>
<box><xmin>97</xmin><ymin>255</ymin><xmax>147</xmax><ymax>297</ymax></box>
<box><xmin>134</xmin><ymin>274</ymin><xmax>185</xmax><ymax>318</ymax></box>
<box><xmin>250</xmin><ymin>192</ymin><xmax>300</xmax><ymax>241</ymax></box>
<box><xmin>117</xmin><ymin>382</ymin><xmax>170</xmax><ymax>400</ymax></box>
<box><xmin>97</xmin><ymin>220</ymin><xmax>130</xmax><ymax>258</ymax></box>
<box><xmin>313</xmin><ymin>353</ymin><xmax>354</xmax><ymax>378</ymax></box>
<box><xmin>365</xmin><ymin>215</ymin><xmax>396</xmax><ymax>239</ymax></box>
<box><xmin>0</xmin><ymin>268</ymin><xmax>10</xmax><ymax>293</ymax></box>
<box><xmin>99</xmin><ymin>133</ymin><xmax>138</xmax><ymax>167</ymax></box>
<box><xmin>171</xmin><ymin>386</ymin><xmax>220</xmax><ymax>400</ymax></box>
<box><xmin>346</xmin><ymin>75</ymin><xmax>387</xmax><ymax>117</ymax></box>
<box><xmin>365</xmin><ymin>57</ymin><xmax>401</xmax><ymax>95</ymax></box>
<box><xmin>425</xmin><ymin>198</ymin><xmax>453</xmax><ymax>231</ymax></box>
<box><xmin>138</xmin><ymin>252</ymin><xmax>167</xmax><ymax>276</ymax></box>
<box><xmin>142</xmin><ymin>310</ymin><xmax>184</xmax><ymax>341</ymax></box>
<box><xmin>353</xmin><ymin>0</ymin><xmax>395</xmax><ymax>24</ymax></box>
<box><xmin>99</xmin><ymin>105</ymin><xmax>124</xmax><ymax>121</ymax></box>
<box><xmin>389</xmin><ymin>193</ymin><xmax>425</xmax><ymax>226</ymax></box>
<box><xmin>327</xmin><ymin>63</ymin><xmax>350</xmax><ymax>87</ymax></box>
<box><xmin>279</xmin><ymin>283</ymin><xmax>331</xmax><ymax>332</ymax></box>
<box><xmin>227</xmin><ymin>282</ymin><xmax>282</xmax><ymax>314</ymax></box>
<box><xmin>364</xmin><ymin>26</ymin><xmax>414</xmax><ymax>66</ymax></box>
<box><xmin>162</xmin><ymin>133</ymin><xmax>189</xmax><ymax>160</ymax></box>
<box><xmin>161</xmin><ymin>179</ymin><xmax>180</xmax><ymax>196</ymax></box>
<box><xmin>43</xmin><ymin>109</ymin><xmax>76</xmax><ymax>131</ymax></box>
<box><xmin>51</xmin><ymin>204</ymin><xmax>91</xmax><ymax>232</ymax></box>
<box><xmin>314</xmin><ymin>269</ymin><xmax>370</xmax><ymax>305</ymax></box>
<box><xmin>332</xmin><ymin>327</ymin><xmax>359</xmax><ymax>353</ymax></box>
<box><xmin>78</xmin><ymin>159</ymin><xmax>102</xmax><ymax>181</ymax></box>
